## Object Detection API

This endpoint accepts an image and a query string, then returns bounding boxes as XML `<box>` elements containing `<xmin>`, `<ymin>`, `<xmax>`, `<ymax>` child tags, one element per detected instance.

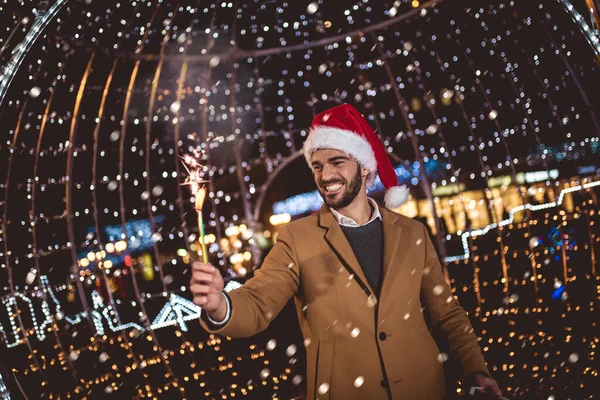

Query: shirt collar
<box><xmin>330</xmin><ymin>198</ymin><xmax>382</xmax><ymax>227</ymax></box>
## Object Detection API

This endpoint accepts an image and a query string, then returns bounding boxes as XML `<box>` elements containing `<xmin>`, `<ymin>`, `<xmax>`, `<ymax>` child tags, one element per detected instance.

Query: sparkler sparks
<box><xmin>180</xmin><ymin>152</ymin><xmax>209</xmax><ymax>262</ymax></box>
<box><xmin>180</xmin><ymin>153</ymin><xmax>209</xmax><ymax>210</ymax></box>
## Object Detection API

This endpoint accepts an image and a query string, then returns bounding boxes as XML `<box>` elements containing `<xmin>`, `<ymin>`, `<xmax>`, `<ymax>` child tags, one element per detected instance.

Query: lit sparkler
<box><xmin>181</xmin><ymin>153</ymin><xmax>209</xmax><ymax>263</ymax></box>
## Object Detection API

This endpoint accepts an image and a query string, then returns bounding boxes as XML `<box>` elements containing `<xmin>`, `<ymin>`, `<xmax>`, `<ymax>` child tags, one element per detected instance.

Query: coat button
<box><xmin>380</xmin><ymin>379</ymin><xmax>388</xmax><ymax>388</ymax></box>
<box><xmin>378</xmin><ymin>332</ymin><xmax>387</xmax><ymax>341</ymax></box>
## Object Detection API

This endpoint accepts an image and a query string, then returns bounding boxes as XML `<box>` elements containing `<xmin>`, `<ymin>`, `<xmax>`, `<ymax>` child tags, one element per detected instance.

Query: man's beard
<box><xmin>318</xmin><ymin>164</ymin><xmax>363</xmax><ymax>209</ymax></box>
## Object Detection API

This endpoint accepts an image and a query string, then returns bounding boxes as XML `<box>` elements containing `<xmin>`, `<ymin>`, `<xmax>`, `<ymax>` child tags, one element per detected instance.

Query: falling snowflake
<box><xmin>432</xmin><ymin>285</ymin><xmax>444</xmax><ymax>296</ymax></box>
<box><xmin>353</xmin><ymin>376</ymin><xmax>364</xmax><ymax>387</ymax></box>
<box><xmin>318</xmin><ymin>383</ymin><xmax>329</xmax><ymax>394</ymax></box>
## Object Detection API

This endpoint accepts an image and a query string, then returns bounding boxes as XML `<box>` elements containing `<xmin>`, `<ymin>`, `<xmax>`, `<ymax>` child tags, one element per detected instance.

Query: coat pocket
<box><xmin>315</xmin><ymin>339</ymin><xmax>334</xmax><ymax>400</ymax></box>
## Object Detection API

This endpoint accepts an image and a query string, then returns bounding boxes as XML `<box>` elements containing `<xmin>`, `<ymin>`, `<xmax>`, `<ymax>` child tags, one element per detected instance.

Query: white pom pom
<box><xmin>384</xmin><ymin>185</ymin><xmax>410</xmax><ymax>209</ymax></box>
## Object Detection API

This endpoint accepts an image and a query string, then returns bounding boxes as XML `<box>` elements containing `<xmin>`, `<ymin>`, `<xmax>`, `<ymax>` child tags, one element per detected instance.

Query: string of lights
<box><xmin>0</xmin><ymin>0</ymin><xmax>68</xmax><ymax>105</ymax></box>
<box><xmin>558</xmin><ymin>0</ymin><xmax>600</xmax><ymax>56</ymax></box>
<box><xmin>2</xmin><ymin>35</ymin><xmax>66</xmax><ymax>394</ymax></box>
<box><xmin>446</xmin><ymin>178</ymin><xmax>600</xmax><ymax>262</ymax></box>
<box><xmin>0</xmin><ymin>371</ymin><xmax>9</xmax><ymax>400</ymax></box>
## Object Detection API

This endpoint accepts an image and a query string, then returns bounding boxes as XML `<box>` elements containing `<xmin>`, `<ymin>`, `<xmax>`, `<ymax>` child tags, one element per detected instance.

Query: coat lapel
<box><xmin>379</xmin><ymin>206</ymin><xmax>406</xmax><ymax>296</ymax></box>
<box><xmin>318</xmin><ymin>205</ymin><xmax>374</xmax><ymax>296</ymax></box>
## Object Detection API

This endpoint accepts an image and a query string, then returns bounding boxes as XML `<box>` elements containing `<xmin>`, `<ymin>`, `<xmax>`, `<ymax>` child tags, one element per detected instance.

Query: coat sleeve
<box><xmin>420</xmin><ymin>224</ymin><xmax>490</xmax><ymax>379</ymax></box>
<box><xmin>199</xmin><ymin>225</ymin><xmax>300</xmax><ymax>338</ymax></box>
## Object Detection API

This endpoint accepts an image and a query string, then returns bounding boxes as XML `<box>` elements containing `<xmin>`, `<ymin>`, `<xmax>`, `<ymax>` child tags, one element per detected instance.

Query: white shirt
<box><xmin>207</xmin><ymin>198</ymin><xmax>382</xmax><ymax>326</ymax></box>
<box><xmin>206</xmin><ymin>292</ymin><xmax>231</xmax><ymax>326</ymax></box>
<box><xmin>330</xmin><ymin>197</ymin><xmax>382</xmax><ymax>227</ymax></box>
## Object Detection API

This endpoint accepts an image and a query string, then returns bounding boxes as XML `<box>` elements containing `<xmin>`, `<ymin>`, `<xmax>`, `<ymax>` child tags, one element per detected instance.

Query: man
<box><xmin>191</xmin><ymin>104</ymin><xmax>502</xmax><ymax>399</ymax></box>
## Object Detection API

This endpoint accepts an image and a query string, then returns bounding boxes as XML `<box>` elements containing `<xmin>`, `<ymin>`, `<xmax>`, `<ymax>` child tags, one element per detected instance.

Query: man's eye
<box><xmin>333</xmin><ymin>161</ymin><xmax>343</xmax><ymax>166</ymax></box>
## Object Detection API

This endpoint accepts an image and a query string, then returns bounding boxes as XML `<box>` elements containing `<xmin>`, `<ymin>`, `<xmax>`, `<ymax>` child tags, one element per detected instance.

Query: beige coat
<box><xmin>200</xmin><ymin>204</ymin><xmax>489</xmax><ymax>399</ymax></box>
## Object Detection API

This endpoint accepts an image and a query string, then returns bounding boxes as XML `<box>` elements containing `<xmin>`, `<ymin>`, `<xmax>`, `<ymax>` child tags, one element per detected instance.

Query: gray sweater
<box><xmin>340</xmin><ymin>218</ymin><xmax>384</xmax><ymax>297</ymax></box>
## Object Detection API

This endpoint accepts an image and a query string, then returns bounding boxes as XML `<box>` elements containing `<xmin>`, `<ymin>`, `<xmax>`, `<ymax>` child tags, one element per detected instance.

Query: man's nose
<box><xmin>321</xmin><ymin>164</ymin><xmax>336</xmax><ymax>181</ymax></box>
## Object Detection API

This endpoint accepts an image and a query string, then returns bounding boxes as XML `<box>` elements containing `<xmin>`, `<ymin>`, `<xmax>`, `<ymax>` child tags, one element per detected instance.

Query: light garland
<box><xmin>0</xmin><ymin>370</ymin><xmax>9</xmax><ymax>400</ymax></box>
<box><xmin>0</xmin><ymin>276</ymin><xmax>241</xmax><ymax>348</ymax></box>
<box><xmin>445</xmin><ymin>179</ymin><xmax>600</xmax><ymax>262</ymax></box>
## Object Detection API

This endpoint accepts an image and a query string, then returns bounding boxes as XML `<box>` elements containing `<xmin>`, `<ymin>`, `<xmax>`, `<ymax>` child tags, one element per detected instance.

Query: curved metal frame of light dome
<box><xmin>422</xmin><ymin>32</ymin><xmax>506</xmax><ymax>303</ymax></box>
<box><xmin>0</xmin><ymin>0</ymin><xmax>77</xmax><ymax>386</ymax></box>
<box><xmin>88</xmin><ymin>54</ymin><xmax>154</xmax><ymax>391</ymax></box>
<box><xmin>557</xmin><ymin>0</ymin><xmax>600</xmax><ymax>56</ymax></box>
<box><xmin>453</xmin><ymin>16</ymin><xmax>552</xmax><ymax>299</ymax></box>
<box><xmin>111</xmin><ymin>5</ymin><xmax>183</xmax><ymax>389</ymax></box>
<box><xmin>1</xmin><ymin>0</ymin><xmax>597</xmax><ymax>106</ymax></box>
<box><xmin>0</xmin><ymin>0</ymin><xmax>68</xmax><ymax>106</ymax></box>
<box><xmin>76</xmin><ymin>3</ymin><xmax>175</xmax><ymax>390</ymax></box>
<box><xmin>443</xmin><ymin>10</ymin><xmax>578</xmax><ymax>298</ymax></box>
<box><xmin>106</xmin><ymin>2</ymin><xmax>181</xmax><ymax>387</ymax></box>
<box><xmin>548</xmin><ymin>5</ymin><xmax>600</xmax><ymax>137</ymax></box>
<box><xmin>129</xmin><ymin>0</ymin><xmax>449</xmax><ymax>63</ymax></box>
<box><xmin>0</xmin><ymin>1</ymin><xmax>170</xmax><ymax>390</ymax></box>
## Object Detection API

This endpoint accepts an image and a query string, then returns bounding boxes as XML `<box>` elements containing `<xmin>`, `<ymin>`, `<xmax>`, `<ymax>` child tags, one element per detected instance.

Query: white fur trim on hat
<box><xmin>303</xmin><ymin>125</ymin><xmax>377</xmax><ymax>172</ymax></box>
<box><xmin>384</xmin><ymin>185</ymin><xmax>410</xmax><ymax>209</ymax></box>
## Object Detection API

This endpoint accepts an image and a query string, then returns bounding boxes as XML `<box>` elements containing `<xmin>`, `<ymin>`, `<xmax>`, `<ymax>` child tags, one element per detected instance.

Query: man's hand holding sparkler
<box><xmin>190</xmin><ymin>262</ymin><xmax>227</xmax><ymax>321</ymax></box>
<box><xmin>182</xmin><ymin>152</ymin><xmax>228</xmax><ymax>322</ymax></box>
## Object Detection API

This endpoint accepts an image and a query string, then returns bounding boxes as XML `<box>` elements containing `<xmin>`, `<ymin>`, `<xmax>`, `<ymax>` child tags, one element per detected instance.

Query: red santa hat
<box><xmin>303</xmin><ymin>103</ymin><xmax>409</xmax><ymax>209</ymax></box>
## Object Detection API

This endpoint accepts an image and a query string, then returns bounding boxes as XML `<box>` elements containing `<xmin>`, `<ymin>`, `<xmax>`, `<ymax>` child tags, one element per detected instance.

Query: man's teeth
<box><xmin>325</xmin><ymin>183</ymin><xmax>343</xmax><ymax>192</ymax></box>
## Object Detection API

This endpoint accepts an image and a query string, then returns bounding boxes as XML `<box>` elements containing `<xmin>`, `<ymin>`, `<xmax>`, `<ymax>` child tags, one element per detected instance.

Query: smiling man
<box><xmin>191</xmin><ymin>104</ymin><xmax>502</xmax><ymax>399</ymax></box>
<box><xmin>314</xmin><ymin>151</ymin><xmax>364</xmax><ymax>210</ymax></box>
